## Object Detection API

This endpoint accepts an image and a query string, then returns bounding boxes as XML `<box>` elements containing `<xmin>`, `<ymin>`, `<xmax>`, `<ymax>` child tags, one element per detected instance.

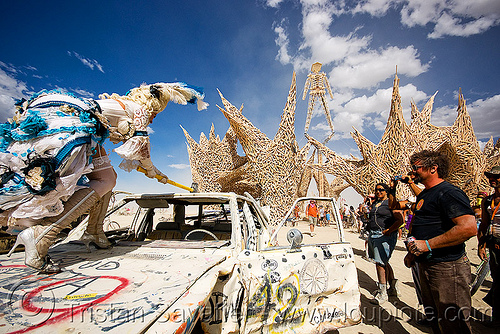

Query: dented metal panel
<box><xmin>238</xmin><ymin>243</ymin><xmax>361</xmax><ymax>333</ymax></box>
<box><xmin>145</xmin><ymin>264</ymin><xmax>223</xmax><ymax>334</ymax></box>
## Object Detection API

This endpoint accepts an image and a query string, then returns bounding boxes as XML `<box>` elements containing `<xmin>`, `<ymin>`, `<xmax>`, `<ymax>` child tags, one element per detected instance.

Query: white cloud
<box><xmin>72</xmin><ymin>88</ymin><xmax>95</xmax><ymax>98</ymax></box>
<box><xmin>329</xmin><ymin>46</ymin><xmax>429</xmax><ymax>89</ymax></box>
<box><xmin>300</xmin><ymin>7</ymin><xmax>371</xmax><ymax>67</ymax></box>
<box><xmin>68</xmin><ymin>51</ymin><xmax>105</xmax><ymax>73</ymax></box>
<box><xmin>168</xmin><ymin>164</ymin><xmax>190</xmax><ymax>169</ymax></box>
<box><xmin>24</xmin><ymin>65</ymin><xmax>38</xmax><ymax>71</ymax></box>
<box><xmin>400</xmin><ymin>0</ymin><xmax>500</xmax><ymax>38</ymax></box>
<box><xmin>0</xmin><ymin>65</ymin><xmax>29</xmax><ymax>122</ymax></box>
<box><xmin>327</xmin><ymin>83</ymin><xmax>428</xmax><ymax>137</ymax></box>
<box><xmin>352</xmin><ymin>0</ymin><xmax>403</xmax><ymax>17</ymax></box>
<box><xmin>266</xmin><ymin>0</ymin><xmax>285</xmax><ymax>8</ymax></box>
<box><xmin>274</xmin><ymin>21</ymin><xmax>292</xmax><ymax>64</ymax></box>
<box><xmin>428</xmin><ymin>11</ymin><xmax>500</xmax><ymax>38</ymax></box>
<box><xmin>315</xmin><ymin>0</ymin><xmax>500</xmax><ymax>38</ymax></box>
<box><xmin>432</xmin><ymin>94</ymin><xmax>500</xmax><ymax>139</ymax></box>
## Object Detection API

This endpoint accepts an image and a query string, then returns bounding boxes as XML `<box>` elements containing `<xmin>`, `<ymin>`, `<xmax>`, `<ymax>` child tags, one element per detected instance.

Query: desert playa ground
<box><xmin>275</xmin><ymin>220</ymin><xmax>496</xmax><ymax>334</ymax></box>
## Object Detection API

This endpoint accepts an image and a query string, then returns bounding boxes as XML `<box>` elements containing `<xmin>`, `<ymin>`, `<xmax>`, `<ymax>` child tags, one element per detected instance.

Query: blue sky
<box><xmin>1</xmin><ymin>0</ymin><xmax>499</xmax><ymax>204</ymax></box>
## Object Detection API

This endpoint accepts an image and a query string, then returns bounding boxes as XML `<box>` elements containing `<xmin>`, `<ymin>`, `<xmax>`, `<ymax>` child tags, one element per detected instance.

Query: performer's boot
<box><xmin>84</xmin><ymin>191</ymin><xmax>112</xmax><ymax>249</ymax></box>
<box><xmin>7</xmin><ymin>188</ymin><xmax>100</xmax><ymax>273</ymax></box>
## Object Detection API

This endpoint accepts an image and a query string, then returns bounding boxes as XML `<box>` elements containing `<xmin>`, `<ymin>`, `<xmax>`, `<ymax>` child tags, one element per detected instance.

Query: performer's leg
<box><xmin>84</xmin><ymin>191</ymin><xmax>113</xmax><ymax>249</ymax></box>
<box><xmin>8</xmin><ymin>188</ymin><xmax>100</xmax><ymax>273</ymax></box>
<box><xmin>304</xmin><ymin>95</ymin><xmax>317</xmax><ymax>133</ymax></box>
<box><xmin>87</xmin><ymin>146</ymin><xmax>117</xmax><ymax>197</ymax></box>
<box><xmin>84</xmin><ymin>146</ymin><xmax>117</xmax><ymax>248</ymax></box>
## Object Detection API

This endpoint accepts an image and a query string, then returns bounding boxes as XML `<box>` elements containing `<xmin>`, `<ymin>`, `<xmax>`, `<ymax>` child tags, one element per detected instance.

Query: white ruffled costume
<box><xmin>0</xmin><ymin>82</ymin><xmax>208</xmax><ymax>226</ymax></box>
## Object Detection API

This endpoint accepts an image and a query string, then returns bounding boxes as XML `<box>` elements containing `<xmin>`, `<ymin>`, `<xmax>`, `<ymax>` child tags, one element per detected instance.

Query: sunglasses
<box><xmin>411</xmin><ymin>164</ymin><xmax>424</xmax><ymax>171</ymax></box>
<box><xmin>375</xmin><ymin>188</ymin><xmax>386</xmax><ymax>192</ymax></box>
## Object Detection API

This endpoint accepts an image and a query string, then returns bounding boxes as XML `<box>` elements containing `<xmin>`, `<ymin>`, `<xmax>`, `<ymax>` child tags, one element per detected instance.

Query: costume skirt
<box><xmin>0</xmin><ymin>90</ymin><xmax>107</xmax><ymax>223</ymax></box>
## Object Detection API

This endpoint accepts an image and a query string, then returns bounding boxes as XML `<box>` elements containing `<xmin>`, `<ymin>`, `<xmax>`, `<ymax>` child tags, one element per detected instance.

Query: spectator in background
<box><xmin>306</xmin><ymin>200</ymin><xmax>319</xmax><ymax>237</ymax></box>
<box><xmin>325</xmin><ymin>207</ymin><xmax>331</xmax><ymax>225</ymax></box>
<box><xmin>367</xmin><ymin>183</ymin><xmax>401</xmax><ymax>304</ymax></box>
<box><xmin>477</xmin><ymin>166</ymin><xmax>500</xmax><ymax>327</ymax></box>
<box><xmin>319</xmin><ymin>205</ymin><xmax>326</xmax><ymax>226</ymax></box>
<box><xmin>292</xmin><ymin>204</ymin><xmax>301</xmax><ymax>227</ymax></box>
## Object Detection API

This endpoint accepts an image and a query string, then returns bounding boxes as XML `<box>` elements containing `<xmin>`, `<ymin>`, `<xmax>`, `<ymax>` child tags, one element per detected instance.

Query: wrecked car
<box><xmin>0</xmin><ymin>192</ymin><xmax>361</xmax><ymax>333</ymax></box>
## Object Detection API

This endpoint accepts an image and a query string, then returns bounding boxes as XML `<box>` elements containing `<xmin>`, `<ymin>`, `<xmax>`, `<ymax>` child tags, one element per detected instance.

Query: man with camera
<box><xmin>389</xmin><ymin>150</ymin><xmax>476</xmax><ymax>334</ymax></box>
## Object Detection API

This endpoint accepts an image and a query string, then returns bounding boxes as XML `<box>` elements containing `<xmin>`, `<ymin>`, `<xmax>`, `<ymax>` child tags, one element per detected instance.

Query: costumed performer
<box><xmin>1</xmin><ymin>82</ymin><xmax>208</xmax><ymax>273</ymax></box>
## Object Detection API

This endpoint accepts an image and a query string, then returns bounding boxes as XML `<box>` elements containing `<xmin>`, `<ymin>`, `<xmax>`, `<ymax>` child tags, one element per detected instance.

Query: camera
<box><xmin>393</xmin><ymin>175</ymin><xmax>410</xmax><ymax>183</ymax></box>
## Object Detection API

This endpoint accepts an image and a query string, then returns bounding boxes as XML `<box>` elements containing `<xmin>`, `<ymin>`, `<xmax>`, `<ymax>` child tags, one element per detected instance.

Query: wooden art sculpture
<box><xmin>306</xmin><ymin>72</ymin><xmax>500</xmax><ymax>202</ymax></box>
<box><xmin>296</xmin><ymin>149</ymin><xmax>349</xmax><ymax>198</ymax></box>
<box><xmin>302</xmin><ymin>62</ymin><xmax>335</xmax><ymax>143</ymax></box>
<box><xmin>215</xmin><ymin>73</ymin><xmax>310</xmax><ymax>223</ymax></box>
<box><xmin>183</xmin><ymin>65</ymin><xmax>497</xmax><ymax>221</ymax></box>
<box><xmin>181</xmin><ymin>125</ymin><xmax>259</xmax><ymax>196</ymax></box>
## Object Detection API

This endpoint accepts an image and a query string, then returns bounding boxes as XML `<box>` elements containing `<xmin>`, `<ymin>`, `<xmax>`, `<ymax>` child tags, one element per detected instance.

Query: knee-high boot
<box><xmin>7</xmin><ymin>188</ymin><xmax>100</xmax><ymax>273</ymax></box>
<box><xmin>84</xmin><ymin>190</ymin><xmax>112</xmax><ymax>249</ymax></box>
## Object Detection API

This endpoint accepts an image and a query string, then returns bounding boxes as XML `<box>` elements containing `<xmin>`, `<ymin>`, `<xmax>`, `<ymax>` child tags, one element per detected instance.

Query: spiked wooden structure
<box><xmin>183</xmin><ymin>67</ymin><xmax>498</xmax><ymax>221</ymax></box>
<box><xmin>184</xmin><ymin>73</ymin><xmax>310</xmax><ymax>223</ymax></box>
<box><xmin>307</xmin><ymin>72</ymin><xmax>500</xmax><ymax>202</ymax></box>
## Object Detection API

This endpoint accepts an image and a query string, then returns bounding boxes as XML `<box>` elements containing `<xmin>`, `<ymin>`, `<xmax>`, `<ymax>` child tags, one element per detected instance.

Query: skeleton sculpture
<box><xmin>302</xmin><ymin>62</ymin><xmax>335</xmax><ymax>143</ymax></box>
<box><xmin>1</xmin><ymin>82</ymin><xmax>207</xmax><ymax>272</ymax></box>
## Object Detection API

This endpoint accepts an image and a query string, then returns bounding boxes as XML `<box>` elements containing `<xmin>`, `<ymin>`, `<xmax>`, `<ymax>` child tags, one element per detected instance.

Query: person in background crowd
<box><xmin>319</xmin><ymin>205</ymin><xmax>326</xmax><ymax>226</ymax></box>
<box><xmin>325</xmin><ymin>207</ymin><xmax>331</xmax><ymax>225</ymax></box>
<box><xmin>367</xmin><ymin>182</ymin><xmax>401</xmax><ymax>304</ymax></box>
<box><xmin>357</xmin><ymin>203</ymin><xmax>366</xmax><ymax>233</ymax></box>
<box><xmin>292</xmin><ymin>204</ymin><xmax>300</xmax><ymax>227</ymax></box>
<box><xmin>477</xmin><ymin>166</ymin><xmax>500</xmax><ymax>327</ymax></box>
<box><xmin>306</xmin><ymin>200</ymin><xmax>319</xmax><ymax>237</ymax></box>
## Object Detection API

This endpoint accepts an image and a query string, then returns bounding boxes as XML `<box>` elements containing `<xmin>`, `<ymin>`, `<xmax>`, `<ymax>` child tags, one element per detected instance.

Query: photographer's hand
<box><xmin>404</xmin><ymin>252</ymin><xmax>416</xmax><ymax>268</ymax></box>
<box><xmin>408</xmin><ymin>239</ymin><xmax>430</xmax><ymax>256</ymax></box>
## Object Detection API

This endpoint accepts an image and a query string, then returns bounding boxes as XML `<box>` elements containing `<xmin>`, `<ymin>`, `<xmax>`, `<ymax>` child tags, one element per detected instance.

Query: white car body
<box><xmin>0</xmin><ymin>193</ymin><xmax>361</xmax><ymax>333</ymax></box>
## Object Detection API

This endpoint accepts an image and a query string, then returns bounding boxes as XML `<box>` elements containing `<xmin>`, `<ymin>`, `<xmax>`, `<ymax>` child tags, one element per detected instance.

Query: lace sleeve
<box><xmin>113</xmin><ymin>136</ymin><xmax>150</xmax><ymax>162</ymax></box>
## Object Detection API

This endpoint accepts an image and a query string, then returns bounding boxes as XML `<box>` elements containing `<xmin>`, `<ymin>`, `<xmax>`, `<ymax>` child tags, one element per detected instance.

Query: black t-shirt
<box><xmin>368</xmin><ymin>199</ymin><xmax>395</xmax><ymax>231</ymax></box>
<box><xmin>410</xmin><ymin>181</ymin><xmax>474</xmax><ymax>263</ymax></box>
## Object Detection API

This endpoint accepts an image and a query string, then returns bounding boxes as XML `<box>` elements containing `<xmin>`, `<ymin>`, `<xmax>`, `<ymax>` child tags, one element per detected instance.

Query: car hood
<box><xmin>0</xmin><ymin>241</ymin><xmax>228</xmax><ymax>333</ymax></box>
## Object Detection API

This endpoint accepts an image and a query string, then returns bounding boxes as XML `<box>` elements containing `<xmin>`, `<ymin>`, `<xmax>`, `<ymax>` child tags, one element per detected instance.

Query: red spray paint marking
<box><xmin>8</xmin><ymin>276</ymin><xmax>129</xmax><ymax>334</ymax></box>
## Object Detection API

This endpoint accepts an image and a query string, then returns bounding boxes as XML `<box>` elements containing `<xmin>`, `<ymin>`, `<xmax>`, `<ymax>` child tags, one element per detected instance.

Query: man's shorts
<box><xmin>308</xmin><ymin>216</ymin><xmax>318</xmax><ymax>226</ymax></box>
<box><xmin>367</xmin><ymin>230</ymin><xmax>397</xmax><ymax>265</ymax></box>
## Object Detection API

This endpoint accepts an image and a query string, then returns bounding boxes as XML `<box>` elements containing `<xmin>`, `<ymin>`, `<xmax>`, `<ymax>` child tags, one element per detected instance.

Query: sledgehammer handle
<box><xmin>136</xmin><ymin>166</ymin><xmax>194</xmax><ymax>192</ymax></box>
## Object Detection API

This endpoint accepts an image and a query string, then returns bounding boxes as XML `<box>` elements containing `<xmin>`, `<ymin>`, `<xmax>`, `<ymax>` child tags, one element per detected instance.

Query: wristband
<box><xmin>425</xmin><ymin>240</ymin><xmax>432</xmax><ymax>254</ymax></box>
